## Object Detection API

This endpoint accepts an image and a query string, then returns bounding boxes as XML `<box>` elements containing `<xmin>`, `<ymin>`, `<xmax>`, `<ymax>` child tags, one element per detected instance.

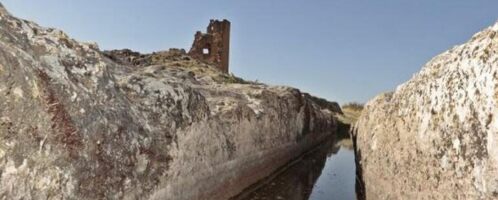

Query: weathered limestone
<box><xmin>0</xmin><ymin>5</ymin><xmax>339</xmax><ymax>200</ymax></box>
<box><xmin>354</xmin><ymin>21</ymin><xmax>498</xmax><ymax>199</ymax></box>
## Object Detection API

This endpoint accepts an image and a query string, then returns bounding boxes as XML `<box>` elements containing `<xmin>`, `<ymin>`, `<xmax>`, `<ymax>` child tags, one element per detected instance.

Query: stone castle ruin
<box><xmin>189</xmin><ymin>19</ymin><xmax>231</xmax><ymax>73</ymax></box>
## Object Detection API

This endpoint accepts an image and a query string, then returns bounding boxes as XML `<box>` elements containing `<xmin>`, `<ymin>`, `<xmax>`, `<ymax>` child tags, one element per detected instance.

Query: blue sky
<box><xmin>2</xmin><ymin>1</ymin><xmax>498</xmax><ymax>104</ymax></box>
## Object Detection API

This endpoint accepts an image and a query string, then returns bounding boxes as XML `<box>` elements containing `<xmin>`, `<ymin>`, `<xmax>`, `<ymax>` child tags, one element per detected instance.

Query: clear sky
<box><xmin>2</xmin><ymin>1</ymin><xmax>498</xmax><ymax>104</ymax></box>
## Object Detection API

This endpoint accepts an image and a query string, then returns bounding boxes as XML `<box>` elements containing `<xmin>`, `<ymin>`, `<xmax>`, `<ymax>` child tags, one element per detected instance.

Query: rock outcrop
<box><xmin>354</xmin><ymin>21</ymin><xmax>498</xmax><ymax>199</ymax></box>
<box><xmin>0</xmin><ymin>4</ymin><xmax>339</xmax><ymax>200</ymax></box>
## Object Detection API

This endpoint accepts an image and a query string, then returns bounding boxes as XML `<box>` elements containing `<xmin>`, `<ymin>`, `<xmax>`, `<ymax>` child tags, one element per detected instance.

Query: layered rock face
<box><xmin>0</xmin><ymin>5</ymin><xmax>339</xmax><ymax>200</ymax></box>
<box><xmin>354</xmin><ymin>22</ymin><xmax>498</xmax><ymax>199</ymax></box>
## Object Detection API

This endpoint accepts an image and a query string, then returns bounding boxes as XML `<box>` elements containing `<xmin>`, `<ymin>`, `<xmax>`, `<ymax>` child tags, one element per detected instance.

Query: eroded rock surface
<box><xmin>354</xmin><ymin>21</ymin><xmax>498</xmax><ymax>199</ymax></box>
<box><xmin>0</xmin><ymin>5</ymin><xmax>339</xmax><ymax>200</ymax></box>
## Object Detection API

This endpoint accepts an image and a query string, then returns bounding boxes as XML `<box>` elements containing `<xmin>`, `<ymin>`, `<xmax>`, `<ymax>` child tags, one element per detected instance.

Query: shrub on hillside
<box><xmin>342</xmin><ymin>102</ymin><xmax>364</xmax><ymax>111</ymax></box>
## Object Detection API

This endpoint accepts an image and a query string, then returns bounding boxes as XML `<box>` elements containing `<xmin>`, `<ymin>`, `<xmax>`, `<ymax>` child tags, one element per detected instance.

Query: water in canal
<box><xmin>234</xmin><ymin>129</ymin><xmax>357</xmax><ymax>200</ymax></box>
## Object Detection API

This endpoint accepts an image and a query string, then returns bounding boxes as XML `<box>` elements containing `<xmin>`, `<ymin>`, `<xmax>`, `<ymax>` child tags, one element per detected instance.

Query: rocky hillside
<box><xmin>354</xmin><ymin>21</ymin><xmax>498</xmax><ymax>199</ymax></box>
<box><xmin>0</xmin><ymin>5</ymin><xmax>340</xmax><ymax>200</ymax></box>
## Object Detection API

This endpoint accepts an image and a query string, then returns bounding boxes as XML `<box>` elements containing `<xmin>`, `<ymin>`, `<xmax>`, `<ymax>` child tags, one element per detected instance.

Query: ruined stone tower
<box><xmin>188</xmin><ymin>19</ymin><xmax>230</xmax><ymax>73</ymax></box>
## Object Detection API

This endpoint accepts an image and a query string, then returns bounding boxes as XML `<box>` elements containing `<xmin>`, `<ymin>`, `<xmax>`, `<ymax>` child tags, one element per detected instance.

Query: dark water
<box><xmin>234</xmin><ymin>132</ymin><xmax>357</xmax><ymax>200</ymax></box>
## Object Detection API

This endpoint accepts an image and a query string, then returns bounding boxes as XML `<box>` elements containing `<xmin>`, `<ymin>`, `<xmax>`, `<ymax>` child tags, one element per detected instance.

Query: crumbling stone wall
<box><xmin>189</xmin><ymin>19</ymin><xmax>230</xmax><ymax>73</ymax></box>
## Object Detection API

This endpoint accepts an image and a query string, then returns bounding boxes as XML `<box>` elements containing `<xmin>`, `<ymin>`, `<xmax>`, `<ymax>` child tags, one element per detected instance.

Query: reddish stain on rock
<box><xmin>37</xmin><ymin>70</ymin><xmax>82</xmax><ymax>159</ymax></box>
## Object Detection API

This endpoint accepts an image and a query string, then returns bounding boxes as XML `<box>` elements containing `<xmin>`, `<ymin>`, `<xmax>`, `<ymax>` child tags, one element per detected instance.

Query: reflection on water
<box><xmin>234</xmin><ymin>129</ymin><xmax>356</xmax><ymax>200</ymax></box>
<box><xmin>309</xmin><ymin>147</ymin><xmax>355</xmax><ymax>200</ymax></box>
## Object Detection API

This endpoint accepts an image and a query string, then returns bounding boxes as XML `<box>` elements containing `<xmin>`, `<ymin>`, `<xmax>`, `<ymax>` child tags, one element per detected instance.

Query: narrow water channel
<box><xmin>233</xmin><ymin>128</ymin><xmax>357</xmax><ymax>200</ymax></box>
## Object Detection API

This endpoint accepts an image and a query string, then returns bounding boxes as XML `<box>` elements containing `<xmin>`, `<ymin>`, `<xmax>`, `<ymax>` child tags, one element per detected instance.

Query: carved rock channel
<box><xmin>0</xmin><ymin>4</ymin><xmax>341</xmax><ymax>200</ymax></box>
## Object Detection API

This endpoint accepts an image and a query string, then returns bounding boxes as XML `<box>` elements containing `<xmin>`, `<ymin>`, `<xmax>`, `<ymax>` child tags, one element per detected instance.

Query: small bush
<box><xmin>342</xmin><ymin>102</ymin><xmax>364</xmax><ymax>111</ymax></box>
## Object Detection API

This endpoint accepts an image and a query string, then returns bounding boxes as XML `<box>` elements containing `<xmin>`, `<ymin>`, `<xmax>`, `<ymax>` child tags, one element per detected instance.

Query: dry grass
<box><xmin>333</xmin><ymin>102</ymin><xmax>364</xmax><ymax>151</ymax></box>
<box><xmin>342</xmin><ymin>102</ymin><xmax>364</xmax><ymax>111</ymax></box>
<box><xmin>336</xmin><ymin>102</ymin><xmax>364</xmax><ymax>125</ymax></box>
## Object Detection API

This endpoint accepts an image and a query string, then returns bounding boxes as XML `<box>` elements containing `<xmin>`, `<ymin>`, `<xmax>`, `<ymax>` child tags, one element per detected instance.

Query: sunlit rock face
<box><xmin>354</xmin><ymin>21</ymin><xmax>498</xmax><ymax>199</ymax></box>
<box><xmin>0</xmin><ymin>4</ymin><xmax>339</xmax><ymax>200</ymax></box>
